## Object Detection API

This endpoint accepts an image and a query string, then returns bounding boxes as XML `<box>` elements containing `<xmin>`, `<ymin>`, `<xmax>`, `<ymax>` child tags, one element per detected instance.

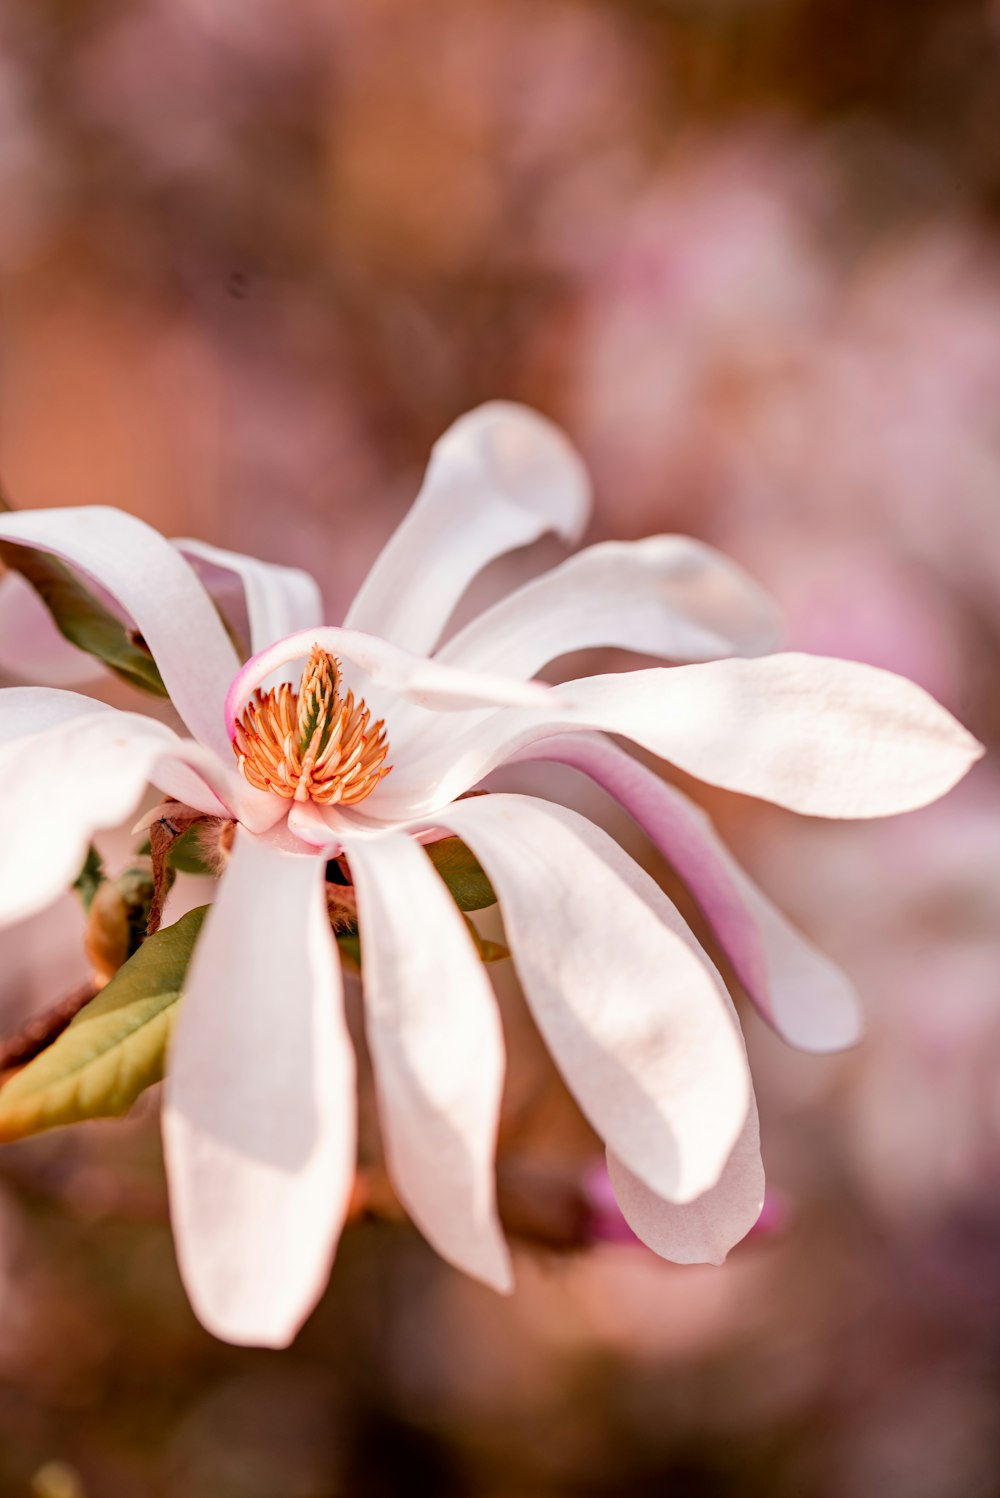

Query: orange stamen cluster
<box><xmin>232</xmin><ymin>646</ymin><xmax>391</xmax><ymax>806</ymax></box>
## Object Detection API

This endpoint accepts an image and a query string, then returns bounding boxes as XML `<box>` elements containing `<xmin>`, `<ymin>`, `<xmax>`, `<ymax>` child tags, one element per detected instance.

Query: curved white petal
<box><xmin>0</xmin><ymin>700</ymin><xmax>179</xmax><ymax>927</ymax></box>
<box><xmin>287</xmin><ymin>799</ymin><xmax>342</xmax><ymax>850</ymax></box>
<box><xmin>607</xmin><ymin>1096</ymin><xmax>764</xmax><ymax>1265</ymax></box>
<box><xmin>0</xmin><ymin>685</ymin><xmax>115</xmax><ymax>744</ymax></box>
<box><xmin>163</xmin><ymin>829</ymin><xmax>355</xmax><ymax>1348</ymax></box>
<box><xmin>175</xmin><ymin>538</ymin><xmax>324</xmax><ymax>656</ymax></box>
<box><xmin>374</xmin><ymin>654</ymin><xmax>983</xmax><ymax>821</ymax></box>
<box><xmin>515</xmin><ymin>735</ymin><xmax>863</xmax><ymax>1052</ymax></box>
<box><xmin>438</xmin><ymin>536</ymin><xmax>781</xmax><ymax>678</ymax></box>
<box><xmin>0</xmin><ymin>507</ymin><xmax>239</xmax><ymax>756</ymax></box>
<box><xmin>152</xmin><ymin>738</ymin><xmax>281</xmax><ymax>831</ymax></box>
<box><xmin>433</xmin><ymin>794</ymin><xmax>750</xmax><ymax>1203</ymax></box>
<box><xmin>344</xmin><ymin>403</ymin><xmax>591</xmax><ymax>655</ymax></box>
<box><xmin>223</xmin><ymin>626</ymin><xmax>554</xmax><ymax>739</ymax></box>
<box><xmin>340</xmin><ymin>829</ymin><xmax>511</xmax><ymax>1290</ymax></box>
<box><xmin>0</xmin><ymin>572</ymin><xmax>104</xmax><ymax>687</ymax></box>
<box><xmin>0</xmin><ymin>686</ymin><xmax>272</xmax><ymax>827</ymax></box>
<box><xmin>0</xmin><ymin>687</ymin><xmax>278</xmax><ymax>926</ymax></box>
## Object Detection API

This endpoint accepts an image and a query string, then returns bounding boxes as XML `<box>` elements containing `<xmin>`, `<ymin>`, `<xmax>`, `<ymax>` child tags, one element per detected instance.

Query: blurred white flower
<box><xmin>0</xmin><ymin>403</ymin><xmax>981</xmax><ymax>1347</ymax></box>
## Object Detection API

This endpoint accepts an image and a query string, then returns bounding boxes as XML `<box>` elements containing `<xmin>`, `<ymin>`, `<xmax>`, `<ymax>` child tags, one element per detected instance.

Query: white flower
<box><xmin>0</xmin><ymin>403</ymin><xmax>982</xmax><ymax>1347</ymax></box>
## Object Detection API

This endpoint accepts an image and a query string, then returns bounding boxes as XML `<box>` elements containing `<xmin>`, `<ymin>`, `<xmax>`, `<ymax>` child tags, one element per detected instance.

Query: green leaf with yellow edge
<box><xmin>0</xmin><ymin>906</ymin><xmax>207</xmax><ymax>1141</ymax></box>
<box><xmin>424</xmin><ymin>836</ymin><xmax>497</xmax><ymax>911</ymax></box>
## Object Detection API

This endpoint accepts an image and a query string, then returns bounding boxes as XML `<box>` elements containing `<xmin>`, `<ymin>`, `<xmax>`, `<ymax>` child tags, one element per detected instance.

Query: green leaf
<box><xmin>425</xmin><ymin>837</ymin><xmax>497</xmax><ymax>911</ymax></box>
<box><xmin>0</xmin><ymin>489</ymin><xmax>168</xmax><ymax>694</ymax></box>
<box><xmin>336</xmin><ymin>929</ymin><xmax>362</xmax><ymax>973</ymax></box>
<box><xmin>0</xmin><ymin>906</ymin><xmax>207</xmax><ymax>1140</ymax></box>
<box><xmin>138</xmin><ymin>825</ymin><xmax>214</xmax><ymax>877</ymax></box>
<box><xmin>73</xmin><ymin>845</ymin><xmax>106</xmax><ymax>913</ymax></box>
<box><xmin>165</xmin><ymin>824</ymin><xmax>216</xmax><ymax>876</ymax></box>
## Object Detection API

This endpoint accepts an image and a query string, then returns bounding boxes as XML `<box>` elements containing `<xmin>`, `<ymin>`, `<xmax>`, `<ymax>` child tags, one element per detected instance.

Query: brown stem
<box><xmin>147</xmin><ymin>803</ymin><xmax>208</xmax><ymax>935</ymax></box>
<box><xmin>0</xmin><ymin>983</ymin><xmax>98</xmax><ymax>1073</ymax></box>
<box><xmin>326</xmin><ymin>883</ymin><xmax>358</xmax><ymax>931</ymax></box>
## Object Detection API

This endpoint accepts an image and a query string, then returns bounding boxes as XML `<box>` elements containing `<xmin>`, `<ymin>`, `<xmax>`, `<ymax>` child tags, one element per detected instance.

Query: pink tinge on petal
<box><xmin>163</xmin><ymin>828</ymin><xmax>356</xmax><ymax>1348</ymax></box>
<box><xmin>0</xmin><ymin>507</ymin><xmax>240</xmax><ymax>757</ymax></box>
<box><xmin>432</xmin><ymin>793</ymin><xmax>751</xmax><ymax>1204</ymax></box>
<box><xmin>582</xmin><ymin>1163</ymin><xmax>643</xmax><ymax>1247</ymax></box>
<box><xmin>513</xmin><ymin>734</ymin><xmax>863</xmax><ymax>1053</ymax></box>
<box><xmin>344</xmin><ymin>402</ymin><xmax>592</xmax><ymax>655</ymax></box>
<box><xmin>223</xmin><ymin>626</ymin><xmax>555</xmax><ymax>740</ymax></box>
<box><xmin>339</xmin><ymin>829</ymin><xmax>512</xmax><ymax>1291</ymax></box>
<box><xmin>607</xmin><ymin>1095</ymin><xmax>765</xmax><ymax>1266</ymax></box>
<box><xmin>747</xmin><ymin>1184</ymin><xmax>792</xmax><ymax>1240</ymax></box>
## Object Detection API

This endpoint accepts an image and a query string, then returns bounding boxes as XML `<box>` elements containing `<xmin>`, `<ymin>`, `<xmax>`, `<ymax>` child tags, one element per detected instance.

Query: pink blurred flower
<box><xmin>572</xmin><ymin>136</ymin><xmax>1000</xmax><ymax>660</ymax></box>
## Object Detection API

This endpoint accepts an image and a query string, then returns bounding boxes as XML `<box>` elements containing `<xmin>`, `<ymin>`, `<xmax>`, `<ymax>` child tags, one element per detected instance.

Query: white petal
<box><xmin>607</xmin><ymin>1096</ymin><xmax>765</xmax><ymax>1265</ymax></box>
<box><xmin>0</xmin><ymin>507</ymin><xmax>239</xmax><ymax>756</ymax></box>
<box><xmin>344</xmin><ymin>403</ymin><xmax>591</xmax><ymax>655</ymax></box>
<box><xmin>152</xmin><ymin>738</ymin><xmax>281</xmax><ymax>831</ymax></box>
<box><xmin>0</xmin><ymin>700</ymin><xmax>180</xmax><ymax>926</ymax></box>
<box><xmin>433</xmin><ymin>794</ymin><xmax>750</xmax><ymax>1203</ymax></box>
<box><xmin>0</xmin><ymin>572</ymin><xmax>103</xmax><ymax>687</ymax></box>
<box><xmin>223</xmin><ymin>625</ymin><xmax>554</xmax><ymax>740</ymax></box>
<box><xmin>175</xmin><ymin>538</ymin><xmax>324</xmax><ymax>655</ymax></box>
<box><xmin>0</xmin><ymin>685</ymin><xmax>113</xmax><ymax>744</ymax></box>
<box><xmin>287</xmin><ymin>799</ymin><xmax>342</xmax><ymax>850</ymax></box>
<box><xmin>0</xmin><ymin>688</ymin><xmax>277</xmax><ymax>925</ymax></box>
<box><xmin>515</xmin><ymin>734</ymin><xmax>863</xmax><ymax>1052</ymax></box>
<box><xmin>339</xmin><ymin>829</ymin><xmax>511</xmax><ymax>1290</ymax></box>
<box><xmin>376</xmin><ymin>653</ymin><xmax>983</xmax><ymax>821</ymax></box>
<box><xmin>163</xmin><ymin>829</ymin><xmax>355</xmax><ymax>1348</ymax></box>
<box><xmin>438</xmin><ymin>536</ymin><xmax>781</xmax><ymax>678</ymax></box>
<box><xmin>559</xmin><ymin>654</ymin><xmax>985</xmax><ymax>817</ymax></box>
<box><xmin>0</xmin><ymin>686</ymin><xmax>267</xmax><ymax>827</ymax></box>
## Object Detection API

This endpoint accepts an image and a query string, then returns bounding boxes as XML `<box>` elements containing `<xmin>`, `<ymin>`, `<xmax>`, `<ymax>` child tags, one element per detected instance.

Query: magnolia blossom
<box><xmin>0</xmin><ymin>403</ymin><xmax>982</xmax><ymax>1347</ymax></box>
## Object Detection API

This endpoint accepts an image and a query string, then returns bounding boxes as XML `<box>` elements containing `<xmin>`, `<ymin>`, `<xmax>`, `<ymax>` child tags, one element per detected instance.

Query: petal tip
<box><xmin>791</xmin><ymin>1013</ymin><xmax>866</xmax><ymax>1055</ymax></box>
<box><xmin>437</xmin><ymin>401</ymin><xmax>592</xmax><ymax>545</ymax></box>
<box><xmin>479</xmin><ymin>1243</ymin><xmax>516</xmax><ymax>1296</ymax></box>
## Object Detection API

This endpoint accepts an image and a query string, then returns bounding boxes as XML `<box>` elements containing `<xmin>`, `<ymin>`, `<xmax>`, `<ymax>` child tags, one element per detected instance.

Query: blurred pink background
<box><xmin>2</xmin><ymin>1</ymin><xmax>1000</xmax><ymax>1494</ymax></box>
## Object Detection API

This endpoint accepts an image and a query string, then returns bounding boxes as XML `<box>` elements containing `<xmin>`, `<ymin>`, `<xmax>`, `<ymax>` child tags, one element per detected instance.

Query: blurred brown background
<box><xmin>2</xmin><ymin>0</ymin><xmax>1000</xmax><ymax>1494</ymax></box>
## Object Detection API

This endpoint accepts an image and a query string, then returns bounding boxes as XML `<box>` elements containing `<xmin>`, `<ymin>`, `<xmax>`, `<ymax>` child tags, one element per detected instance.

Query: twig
<box><xmin>147</xmin><ymin>804</ymin><xmax>207</xmax><ymax>935</ymax></box>
<box><xmin>0</xmin><ymin>983</ymin><xmax>98</xmax><ymax>1073</ymax></box>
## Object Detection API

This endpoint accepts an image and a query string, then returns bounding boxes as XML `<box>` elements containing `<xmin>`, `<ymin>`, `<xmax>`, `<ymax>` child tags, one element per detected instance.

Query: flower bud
<box><xmin>83</xmin><ymin>859</ymin><xmax>164</xmax><ymax>987</ymax></box>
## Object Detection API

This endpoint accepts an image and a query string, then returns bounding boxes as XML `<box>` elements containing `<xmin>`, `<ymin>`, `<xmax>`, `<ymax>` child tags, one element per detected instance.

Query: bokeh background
<box><xmin>2</xmin><ymin>0</ymin><xmax>1000</xmax><ymax>1494</ymax></box>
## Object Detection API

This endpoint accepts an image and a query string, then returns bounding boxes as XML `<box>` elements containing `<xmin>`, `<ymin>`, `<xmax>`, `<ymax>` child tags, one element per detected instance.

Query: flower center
<box><xmin>231</xmin><ymin>646</ymin><xmax>391</xmax><ymax>805</ymax></box>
